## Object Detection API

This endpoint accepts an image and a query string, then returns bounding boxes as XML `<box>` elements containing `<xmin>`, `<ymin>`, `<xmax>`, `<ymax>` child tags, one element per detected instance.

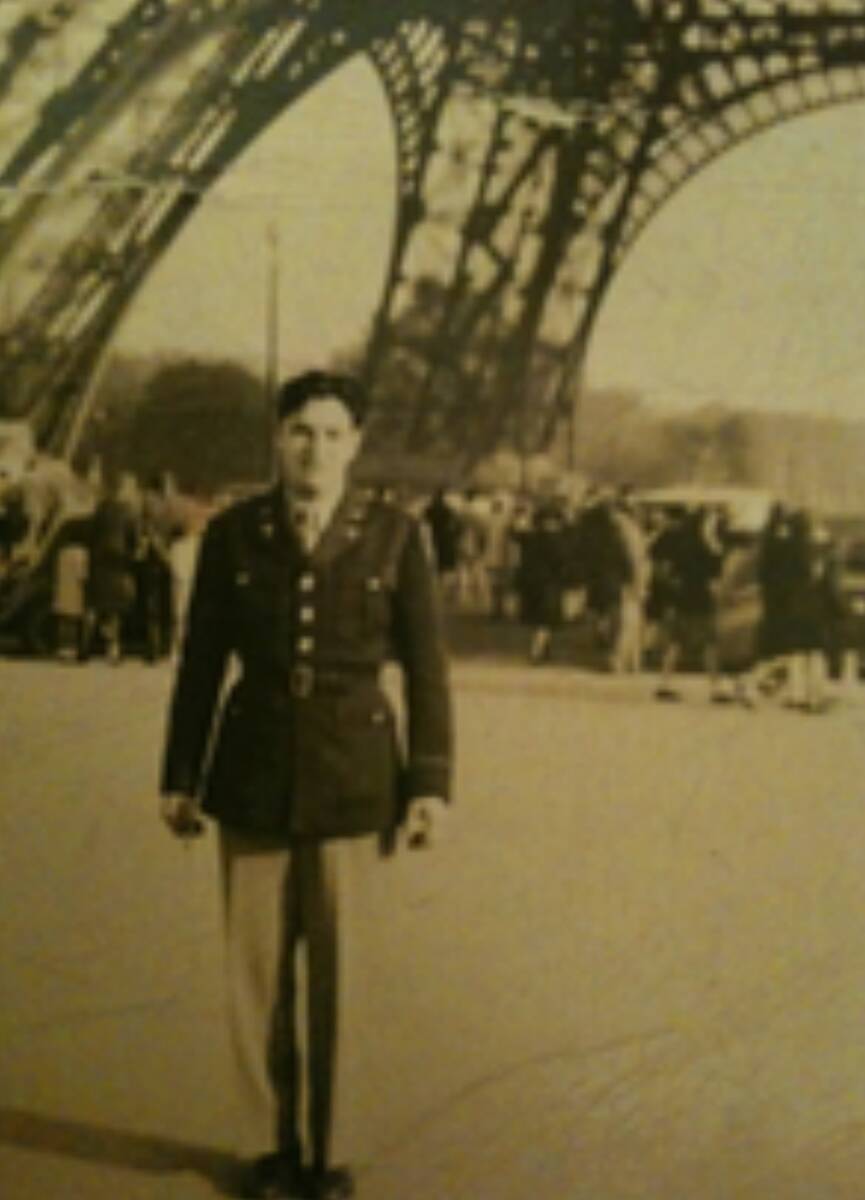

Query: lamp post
<box><xmin>265</xmin><ymin>219</ymin><xmax>280</xmax><ymax>477</ymax></box>
<box><xmin>265</xmin><ymin>219</ymin><xmax>280</xmax><ymax>406</ymax></box>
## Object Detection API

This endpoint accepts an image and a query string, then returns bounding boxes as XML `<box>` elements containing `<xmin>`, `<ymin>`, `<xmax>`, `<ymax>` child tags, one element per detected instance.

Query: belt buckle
<box><xmin>290</xmin><ymin>663</ymin><xmax>315</xmax><ymax>698</ymax></box>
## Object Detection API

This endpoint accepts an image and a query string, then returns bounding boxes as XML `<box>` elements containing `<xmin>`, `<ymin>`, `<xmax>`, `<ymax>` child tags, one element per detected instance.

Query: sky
<box><xmin>114</xmin><ymin>58</ymin><xmax>397</xmax><ymax>382</ymax></box>
<box><xmin>112</xmin><ymin>52</ymin><xmax>865</xmax><ymax>426</ymax></box>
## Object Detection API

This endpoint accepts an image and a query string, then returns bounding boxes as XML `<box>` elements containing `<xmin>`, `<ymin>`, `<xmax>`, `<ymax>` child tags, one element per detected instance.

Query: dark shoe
<box><xmin>654</xmin><ymin>686</ymin><xmax>681</xmax><ymax>702</ymax></box>
<box><xmin>304</xmin><ymin>1165</ymin><xmax>355</xmax><ymax>1199</ymax></box>
<box><xmin>240</xmin><ymin>1153</ymin><xmax>306</xmax><ymax>1199</ymax></box>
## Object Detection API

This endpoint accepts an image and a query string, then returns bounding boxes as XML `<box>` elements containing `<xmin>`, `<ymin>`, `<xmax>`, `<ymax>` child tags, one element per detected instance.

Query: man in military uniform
<box><xmin>159</xmin><ymin>371</ymin><xmax>453</xmax><ymax>1200</ymax></box>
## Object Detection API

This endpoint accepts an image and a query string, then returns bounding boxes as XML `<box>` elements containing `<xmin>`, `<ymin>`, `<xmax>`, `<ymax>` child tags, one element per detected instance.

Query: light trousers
<box><xmin>610</xmin><ymin>587</ymin><xmax>645</xmax><ymax>673</ymax></box>
<box><xmin>219</xmin><ymin>829</ymin><xmax>372</xmax><ymax>1169</ymax></box>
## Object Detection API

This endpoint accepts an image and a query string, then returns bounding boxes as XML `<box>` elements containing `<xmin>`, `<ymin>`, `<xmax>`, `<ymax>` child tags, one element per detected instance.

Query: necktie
<box><xmin>294</xmin><ymin>504</ymin><xmax>321</xmax><ymax>552</ymax></box>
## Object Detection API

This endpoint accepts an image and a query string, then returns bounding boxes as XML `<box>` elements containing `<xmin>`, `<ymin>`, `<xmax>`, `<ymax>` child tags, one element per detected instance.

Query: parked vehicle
<box><xmin>635</xmin><ymin>483</ymin><xmax>774</xmax><ymax>539</ymax></box>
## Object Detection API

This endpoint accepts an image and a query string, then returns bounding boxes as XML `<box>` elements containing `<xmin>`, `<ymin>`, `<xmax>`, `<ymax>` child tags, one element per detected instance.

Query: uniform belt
<box><xmin>288</xmin><ymin>663</ymin><xmax>378</xmax><ymax>698</ymax></box>
<box><xmin>241</xmin><ymin>664</ymin><xmax>378</xmax><ymax>701</ymax></box>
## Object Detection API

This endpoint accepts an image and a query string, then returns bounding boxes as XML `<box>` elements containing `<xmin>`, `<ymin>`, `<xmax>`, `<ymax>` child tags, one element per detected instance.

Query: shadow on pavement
<box><xmin>0</xmin><ymin>1107</ymin><xmax>239</xmax><ymax>1194</ymax></box>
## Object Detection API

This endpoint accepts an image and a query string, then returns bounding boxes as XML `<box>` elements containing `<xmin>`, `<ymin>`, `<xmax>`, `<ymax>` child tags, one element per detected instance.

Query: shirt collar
<box><xmin>286</xmin><ymin>488</ymin><xmax>340</xmax><ymax>528</ymax></box>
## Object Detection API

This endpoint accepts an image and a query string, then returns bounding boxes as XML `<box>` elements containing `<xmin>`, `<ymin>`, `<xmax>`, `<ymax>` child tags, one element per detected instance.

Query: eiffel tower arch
<box><xmin>1</xmin><ymin>1</ymin><xmax>865</xmax><ymax>464</ymax></box>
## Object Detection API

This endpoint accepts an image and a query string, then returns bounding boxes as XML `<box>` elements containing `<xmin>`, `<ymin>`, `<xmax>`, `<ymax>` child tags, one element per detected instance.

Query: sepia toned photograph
<box><xmin>2</xmin><ymin>3</ymin><xmax>865</xmax><ymax>1198</ymax></box>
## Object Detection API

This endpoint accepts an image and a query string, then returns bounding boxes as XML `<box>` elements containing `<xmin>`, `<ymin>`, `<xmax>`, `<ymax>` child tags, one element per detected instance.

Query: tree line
<box><xmin>75</xmin><ymin>355</ymin><xmax>273</xmax><ymax>495</ymax></box>
<box><xmin>73</xmin><ymin>349</ymin><xmax>788</xmax><ymax>498</ymax></box>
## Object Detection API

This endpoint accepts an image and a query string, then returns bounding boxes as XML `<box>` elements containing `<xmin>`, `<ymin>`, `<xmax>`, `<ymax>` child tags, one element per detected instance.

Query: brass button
<box><xmin>297</xmin><ymin>636</ymin><xmax>314</xmax><ymax>654</ymax></box>
<box><xmin>299</xmin><ymin>606</ymin><xmax>315</xmax><ymax>623</ymax></box>
<box><xmin>289</xmin><ymin>664</ymin><xmax>314</xmax><ymax>698</ymax></box>
<box><xmin>298</xmin><ymin>573</ymin><xmax>315</xmax><ymax>592</ymax></box>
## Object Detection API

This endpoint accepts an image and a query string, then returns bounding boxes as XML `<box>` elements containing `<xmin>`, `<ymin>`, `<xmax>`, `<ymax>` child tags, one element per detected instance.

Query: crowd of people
<box><xmin>0</xmin><ymin>467</ymin><xmax>200</xmax><ymax>664</ymax></box>
<box><xmin>50</xmin><ymin>475</ymin><xmax>180</xmax><ymax>663</ymax></box>
<box><xmin>1</xmin><ymin>459</ymin><xmax>860</xmax><ymax>712</ymax></box>
<box><xmin>422</xmin><ymin>485</ymin><xmax>860</xmax><ymax>712</ymax></box>
<box><xmin>750</xmin><ymin>503</ymin><xmax>853</xmax><ymax>711</ymax></box>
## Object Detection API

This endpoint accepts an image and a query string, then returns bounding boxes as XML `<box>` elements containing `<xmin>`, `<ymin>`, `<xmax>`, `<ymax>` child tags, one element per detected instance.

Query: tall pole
<box><xmin>265</xmin><ymin>219</ymin><xmax>280</xmax><ymax>405</ymax></box>
<box><xmin>265</xmin><ymin>219</ymin><xmax>280</xmax><ymax>477</ymax></box>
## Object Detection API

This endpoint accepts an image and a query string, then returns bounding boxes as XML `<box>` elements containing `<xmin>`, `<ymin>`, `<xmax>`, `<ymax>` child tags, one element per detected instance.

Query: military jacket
<box><xmin>160</xmin><ymin>485</ymin><xmax>452</xmax><ymax>840</ymax></box>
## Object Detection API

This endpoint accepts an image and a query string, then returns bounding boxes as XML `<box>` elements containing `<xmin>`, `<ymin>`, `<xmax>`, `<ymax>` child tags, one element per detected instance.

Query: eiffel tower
<box><xmin>1</xmin><ymin>1</ymin><xmax>865</xmax><ymax>466</ymax></box>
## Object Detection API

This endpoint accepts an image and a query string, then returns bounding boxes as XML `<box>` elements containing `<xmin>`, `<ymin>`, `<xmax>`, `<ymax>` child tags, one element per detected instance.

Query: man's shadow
<box><xmin>0</xmin><ymin>1106</ymin><xmax>240</xmax><ymax>1195</ymax></box>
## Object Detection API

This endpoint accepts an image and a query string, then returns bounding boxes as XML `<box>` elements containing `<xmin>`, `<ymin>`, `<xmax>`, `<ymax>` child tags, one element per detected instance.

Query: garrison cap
<box><xmin>276</xmin><ymin>370</ymin><xmax>369</xmax><ymax>427</ymax></box>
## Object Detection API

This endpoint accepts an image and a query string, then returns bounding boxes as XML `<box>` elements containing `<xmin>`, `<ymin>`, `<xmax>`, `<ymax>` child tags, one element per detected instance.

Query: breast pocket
<box><xmin>233</xmin><ymin>561</ymin><xmax>285</xmax><ymax>630</ymax></box>
<box><xmin>335</xmin><ymin>573</ymin><xmax>392</xmax><ymax>639</ymax></box>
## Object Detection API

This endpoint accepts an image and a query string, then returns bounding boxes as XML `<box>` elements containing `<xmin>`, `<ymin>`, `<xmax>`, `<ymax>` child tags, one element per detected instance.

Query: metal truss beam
<box><xmin>0</xmin><ymin>1</ymin><xmax>864</xmax><ymax>465</ymax></box>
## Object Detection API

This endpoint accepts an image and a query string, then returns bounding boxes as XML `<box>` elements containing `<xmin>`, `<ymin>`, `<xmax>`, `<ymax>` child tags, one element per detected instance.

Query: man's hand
<box><xmin>160</xmin><ymin>792</ymin><xmax>206</xmax><ymax>839</ymax></box>
<box><xmin>403</xmin><ymin>796</ymin><xmax>449</xmax><ymax>850</ymax></box>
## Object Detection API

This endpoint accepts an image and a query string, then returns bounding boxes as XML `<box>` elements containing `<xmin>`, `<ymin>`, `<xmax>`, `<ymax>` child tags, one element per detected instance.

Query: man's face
<box><xmin>275</xmin><ymin>396</ymin><xmax>361</xmax><ymax>500</ymax></box>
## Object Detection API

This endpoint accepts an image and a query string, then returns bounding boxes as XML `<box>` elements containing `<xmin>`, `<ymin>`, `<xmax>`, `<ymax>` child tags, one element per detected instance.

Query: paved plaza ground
<box><xmin>2</xmin><ymin>636</ymin><xmax>865</xmax><ymax>1199</ymax></box>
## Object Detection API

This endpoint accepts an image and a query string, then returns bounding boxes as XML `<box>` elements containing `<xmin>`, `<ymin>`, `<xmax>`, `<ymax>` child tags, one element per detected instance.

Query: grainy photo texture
<box><xmin>2</xmin><ymin>4</ymin><xmax>865</xmax><ymax>1199</ymax></box>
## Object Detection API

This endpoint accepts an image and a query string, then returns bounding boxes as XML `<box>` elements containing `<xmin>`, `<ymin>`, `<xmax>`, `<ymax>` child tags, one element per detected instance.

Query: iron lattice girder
<box><xmin>0</xmin><ymin>5</ymin><xmax>864</xmax><ymax>458</ymax></box>
<box><xmin>0</xmin><ymin>0</ymin><xmax>397</xmax><ymax>448</ymax></box>
<box><xmin>368</xmin><ymin>0</ymin><xmax>865</xmax><ymax>458</ymax></box>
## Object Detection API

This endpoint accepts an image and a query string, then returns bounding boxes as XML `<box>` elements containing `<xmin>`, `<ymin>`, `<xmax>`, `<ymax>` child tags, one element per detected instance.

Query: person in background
<box><xmin>52</xmin><ymin>529</ymin><xmax>90</xmax><ymax>662</ymax></box>
<box><xmin>513</xmin><ymin>498</ymin><xmax>570</xmax><ymax>663</ymax></box>
<box><xmin>782</xmin><ymin>509</ymin><xmax>836</xmax><ymax>712</ymax></box>
<box><xmin>159</xmin><ymin>370</ymin><xmax>453</xmax><ymax>1200</ymax></box>
<box><xmin>652</xmin><ymin>506</ymin><xmax>725</xmax><ymax>701</ymax></box>
<box><xmin>132</xmin><ymin>525</ymin><xmax>173</xmax><ymax>661</ymax></box>
<box><xmin>571</xmin><ymin>489</ymin><xmax>631</xmax><ymax>664</ymax></box>
<box><xmin>479</xmin><ymin>490</ymin><xmax>515</xmax><ymax>619</ymax></box>
<box><xmin>752</xmin><ymin>502</ymin><xmax>796</xmax><ymax>699</ymax></box>
<box><xmin>454</xmin><ymin>489</ymin><xmax>490</xmax><ymax>613</ymax></box>
<box><xmin>814</xmin><ymin>525</ymin><xmax>850</xmax><ymax>703</ymax></box>
<box><xmin>0</xmin><ymin>484</ymin><xmax>29</xmax><ymax>573</ymax></box>
<box><xmin>85</xmin><ymin>473</ymin><xmax>139</xmax><ymax>663</ymax></box>
<box><xmin>609</xmin><ymin>489</ymin><xmax>651</xmax><ymax>674</ymax></box>
<box><xmin>831</xmin><ymin>536</ymin><xmax>862</xmax><ymax>697</ymax></box>
<box><xmin>133</xmin><ymin>475</ymin><xmax>176</xmax><ymax>661</ymax></box>
<box><xmin>422</xmin><ymin>487</ymin><xmax>461</xmax><ymax>603</ymax></box>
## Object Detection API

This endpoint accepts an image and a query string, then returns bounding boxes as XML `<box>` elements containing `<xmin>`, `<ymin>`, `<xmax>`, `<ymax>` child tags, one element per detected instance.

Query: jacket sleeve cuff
<box><xmin>403</xmin><ymin>756</ymin><xmax>451</xmax><ymax>803</ymax></box>
<box><xmin>160</xmin><ymin>763</ymin><xmax>199</xmax><ymax>798</ymax></box>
